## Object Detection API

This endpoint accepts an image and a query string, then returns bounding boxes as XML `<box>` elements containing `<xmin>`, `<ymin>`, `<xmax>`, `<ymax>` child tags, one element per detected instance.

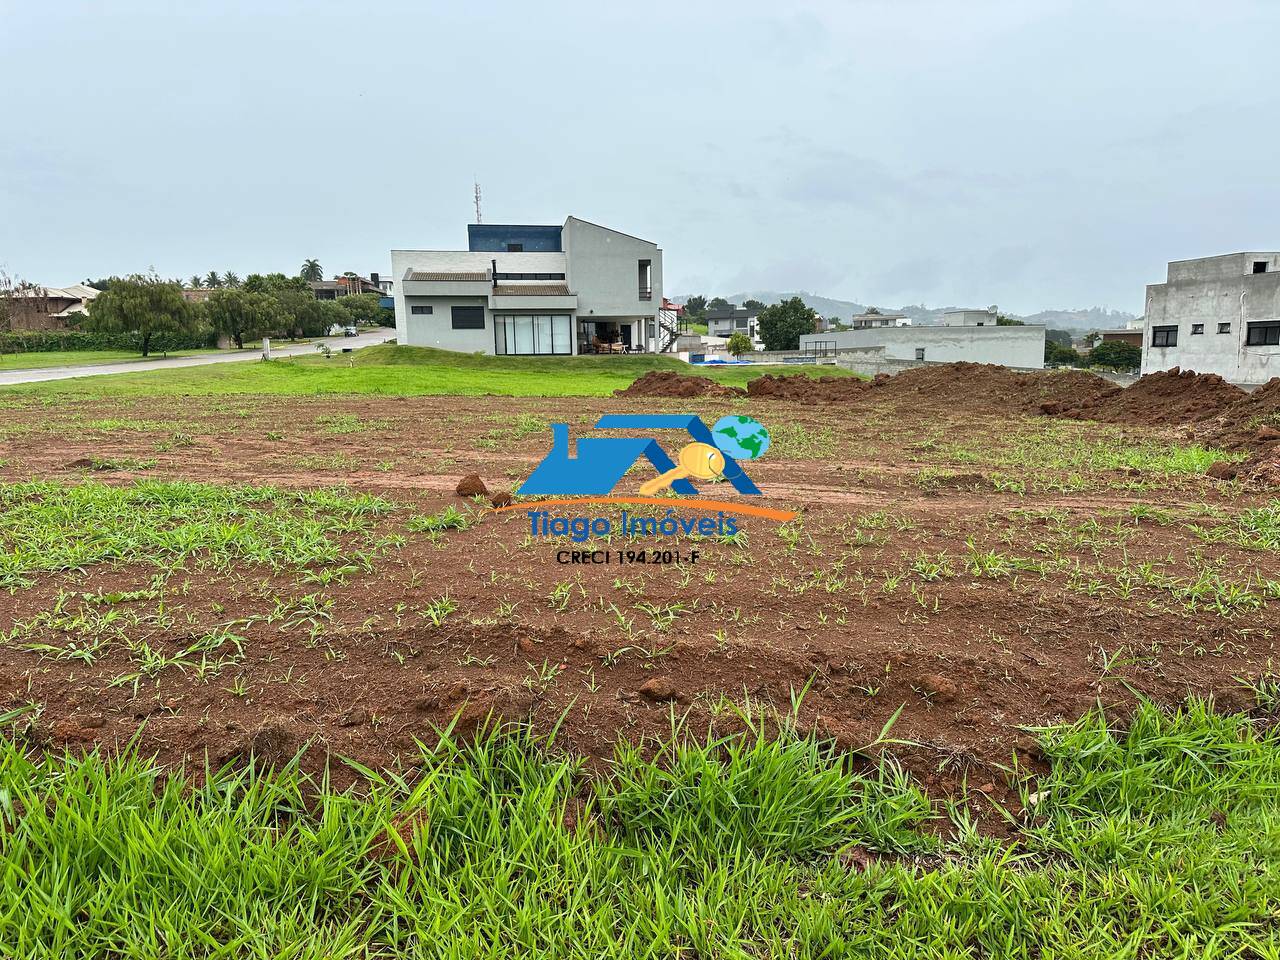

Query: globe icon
<box><xmin>711</xmin><ymin>415</ymin><xmax>770</xmax><ymax>461</ymax></box>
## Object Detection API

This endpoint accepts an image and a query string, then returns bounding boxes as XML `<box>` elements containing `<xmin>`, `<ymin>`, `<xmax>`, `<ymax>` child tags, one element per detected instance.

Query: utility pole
<box><xmin>473</xmin><ymin>181</ymin><xmax>482</xmax><ymax>224</ymax></box>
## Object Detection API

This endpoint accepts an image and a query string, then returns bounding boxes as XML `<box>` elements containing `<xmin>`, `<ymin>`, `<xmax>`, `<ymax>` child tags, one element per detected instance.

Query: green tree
<box><xmin>1088</xmin><ymin>340</ymin><xmax>1141</xmax><ymax>371</ymax></box>
<box><xmin>204</xmin><ymin>289</ymin><xmax>286</xmax><ymax>349</ymax></box>
<box><xmin>726</xmin><ymin>331</ymin><xmax>754</xmax><ymax>356</ymax></box>
<box><xmin>187</xmin><ymin>275</ymin><xmax>203</xmax><ymax>289</ymax></box>
<box><xmin>684</xmin><ymin>295</ymin><xmax>707</xmax><ymax>318</ymax></box>
<box><xmin>707</xmin><ymin>296</ymin><xmax>732</xmax><ymax>312</ymax></box>
<box><xmin>337</xmin><ymin>292</ymin><xmax>392</xmax><ymax>327</ymax></box>
<box><xmin>742</xmin><ymin>298</ymin><xmax>766</xmax><ymax>310</ymax></box>
<box><xmin>996</xmin><ymin>313</ymin><xmax>1024</xmax><ymax>326</ymax></box>
<box><xmin>222</xmin><ymin>272</ymin><xmax>242</xmax><ymax>289</ymax></box>
<box><xmin>82</xmin><ymin>274</ymin><xmax>191</xmax><ymax>356</ymax></box>
<box><xmin>1045</xmin><ymin>340</ymin><xmax>1081</xmax><ymax>366</ymax></box>
<box><xmin>1046</xmin><ymin>328</ymin><xmax>1073</xmax><ymax>346</ymax></box>
<box><xmin>757</xmin><ymin>296</ymin><xmax>818</xmax><ymax>351</ymax></box>
<box><xmin>203</xmin><ymin>271</ymin><xmax>222</xmax><ymax>289</ymax></box>
<box><xmin>275</xmin><ymin>290</ymin><xmax>345</xmax><ymax>339</ymax></box>
<box><xmin>299</xmin><ymin>259</ymin><xmax>324</xmax><ymax>282</ymax></box>
<box><xmin>243</xmin><ymin>272</ymin><xmax>309</xmax><ymax>295</ymax></box>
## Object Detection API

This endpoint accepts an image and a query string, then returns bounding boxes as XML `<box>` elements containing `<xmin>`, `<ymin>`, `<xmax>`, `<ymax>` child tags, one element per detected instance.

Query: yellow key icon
<box><xmin>638</xmin><ymin>441</ymin><xmax>725</xmax><ymax>496</ymax></box>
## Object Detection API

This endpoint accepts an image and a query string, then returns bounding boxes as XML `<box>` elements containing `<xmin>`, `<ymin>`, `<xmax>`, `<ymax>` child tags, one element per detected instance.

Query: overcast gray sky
<box><xmin>3</xmin><ymin>0</ymin><xmax>1277</xmax><ymax>314</ymax></box>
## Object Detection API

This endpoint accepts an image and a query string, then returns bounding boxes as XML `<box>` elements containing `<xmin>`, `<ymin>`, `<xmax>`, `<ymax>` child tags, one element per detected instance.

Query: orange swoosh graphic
<box><xmin>491</xmin><ymin>497</ymin><xmax>797</xmax><ymax>523</ymax></box>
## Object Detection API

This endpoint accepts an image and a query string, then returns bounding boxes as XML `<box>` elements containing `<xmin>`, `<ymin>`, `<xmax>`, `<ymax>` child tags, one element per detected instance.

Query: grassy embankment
<box><xmin>1</xmin><ymin>698</ymin><xmax>1277</xmax><ymax>957</ymax></box>
<box><xmin>0</xmin><ymin>344</ymin><xmax>861</xmax><ymax>398</ymax></box>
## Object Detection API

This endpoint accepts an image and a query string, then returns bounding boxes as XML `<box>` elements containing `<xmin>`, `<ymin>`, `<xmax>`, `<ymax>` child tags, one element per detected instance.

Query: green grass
<box><xmin>0</xmin><ymin>345</ymin><xmax>862</xmax><ymax>399</ymax></box>
<box><xmin>0</xmin><ymin>348</ymin><xmax>222</xmax><ymax>371</ymax></box>
<box><xmin>0</xmin><ymin>698</ymin><xmax>1277</xmax><ymax>957</ymax></box>
<box><xmin>0</xmin><ymin>480</ymin><xmax>396</xmax><ymax>590</ymax></box>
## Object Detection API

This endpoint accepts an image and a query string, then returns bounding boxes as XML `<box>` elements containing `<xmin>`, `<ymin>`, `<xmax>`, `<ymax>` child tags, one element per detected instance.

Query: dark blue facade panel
<box><xmin>467</xmin><ymin>223</ymin><xmax>562</xmax><ymax>252</ymax></box>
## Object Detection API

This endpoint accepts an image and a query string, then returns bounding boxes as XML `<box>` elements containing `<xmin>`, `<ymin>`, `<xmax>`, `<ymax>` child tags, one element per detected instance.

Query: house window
<box><xmin>1191</xmin><ymin>323</ymin><xmax>1204</xmax><ymax>335</ymax></box>
<box><xmin>506</xmin><ymin>242</ymin><xmax>524</xmax><ymax>252</ymax></box>
<box><xmin>1151</xmin><ymin>325</ymin><xmax>1178</xmax><ymax>347</ymax></box>
<box><xmin>638</xmin><ymin>259</ymin><xmax>652</xmax><ymax>300</ymax></box>
<box><xmin>1245</xmin><ymin>321</ymin><xmax>1280</xmax><ymax>346</ymax></box>
<box><xmin>493</xmin><ymin>314</ymin><xmax>572</xmax><ymax>355</ymax></box>
<box><xmin>915</xmin><ymin>348</ymin><xmax>926</xmax><ymax>361</ymax></box>
<box><xmin>1218</xmin><ymin>322</ymin><xmax>1231</xmax><ymax>334</ymax></box>
<box><xmin>736</xmin><ymin>318</ymin><xmax>748</xmax><ymax>328</ymax></box>
<box><xmin>451</xmin><ymin>305</ymin><xmax>485</xmax><ymax>330</ymax></box>
<box><xmin>493</xmin><ymin>272</ymin><xmax>566</xmax><ymax>281</ymax></box>
<box><xmin>1253</xmin><ymin>261</ymin><xmax>1268</xmax><ymax>274</ymax></box>
<box><xmin>410</xmin><ymin>305</ymin><xmax>433</xmax><ymax>315</ymax></box>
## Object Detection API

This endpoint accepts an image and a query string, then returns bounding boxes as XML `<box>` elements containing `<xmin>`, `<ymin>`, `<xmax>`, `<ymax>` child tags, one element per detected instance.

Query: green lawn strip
<box><xmin>0</xmin><ymin>344</ymin><xmax>862</xmax><ymax>398</ymax></box>
<box><xmin>0</xmin><ymin>699</ymin><xmax>1276</xmax><ymax>957</ymax></box>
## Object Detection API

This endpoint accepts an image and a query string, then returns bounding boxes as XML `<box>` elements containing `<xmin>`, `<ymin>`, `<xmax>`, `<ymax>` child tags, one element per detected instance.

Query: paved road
<box><xmin>0</xmin><ymin>329</ymin><xmax>397</xmax><ymax>386</ymax></box>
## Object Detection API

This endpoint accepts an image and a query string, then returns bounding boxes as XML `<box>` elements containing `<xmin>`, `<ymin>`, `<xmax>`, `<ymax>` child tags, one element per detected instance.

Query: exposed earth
<box><xmin>1</xmin><ymin>363</ymin><xmax>1278</xmax><ymax>815</ymax></box>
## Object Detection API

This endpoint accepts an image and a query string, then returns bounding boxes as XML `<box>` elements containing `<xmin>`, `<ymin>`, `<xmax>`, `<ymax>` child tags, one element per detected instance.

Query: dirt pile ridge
<box><xmin>1205</xmin><ymin>377</ymin><xmax>1280</xmax><ymax>450</ymax></box>
<box><xmin>878</xmin><ymin>362</ymin><xmax>1115</xmax><ymax>414</ymax></box>
<box><xmin>1054</xmin><ymin>367</ymin><xmax>1247</xmax><ymax>426</ymax></box>
<box><xmin>746</xmin><ymin>373</ymin><xmax>873</xmax><ymax>402</ymax></box>
<box><xmin>613</xmin><ymin>371</ymin><xmax>744</xmax><ymax>399</ymax></box>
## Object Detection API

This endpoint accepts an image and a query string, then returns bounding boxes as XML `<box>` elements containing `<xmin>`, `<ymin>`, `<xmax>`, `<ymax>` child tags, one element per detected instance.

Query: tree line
<box><xmin>83</xmin><ymin>272</ymin><xmax>390</xmax><ymax>357</ymax></box>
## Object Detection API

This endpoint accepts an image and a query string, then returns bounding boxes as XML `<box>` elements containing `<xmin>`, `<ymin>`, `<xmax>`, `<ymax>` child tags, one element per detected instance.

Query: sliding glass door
<box><xmin>494</xmin><ymin>314</ymin><xmax>572</xmax><ymax>355</ymax></box>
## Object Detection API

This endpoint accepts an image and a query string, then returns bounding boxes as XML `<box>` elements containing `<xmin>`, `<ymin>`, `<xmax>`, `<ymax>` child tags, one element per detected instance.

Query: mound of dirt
<box><xmin>1055</xmin><ymin>367</ymin><xmax>1247</xmax><ymax>426</ymax></box>
<box><xmin>1205</xmin><ymin>377</ymin><xmax>1280</xmax><ymax>451</ymax></box>
<box><xmin>877</xmin><ymin>362</ymin><xmax>1116</xmax><ymax>414</ymax></box>
<box><xmin>745</xmin><ymin>373</ymin><xmax>873</xmax><ymax>402</ymax></box>
<box><xmin>1208</xmin><ymin>445</ymin><xmax>1280</xmax><ymax>488</ymax></box>
<box><xmin>614</xmin><ymin>371</ymin><xmax>745</xmax><ymax>399</ymax></box>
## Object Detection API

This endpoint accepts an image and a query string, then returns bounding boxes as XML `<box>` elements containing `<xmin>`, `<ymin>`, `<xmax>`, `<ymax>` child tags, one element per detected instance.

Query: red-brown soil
<box><xmin>614</xmin><ymin>370</ymin><xmax>744</xmax><ymax>399</ymax></box>
<box><xmin>880</xmin><ymin>362</ymin><xmax>1116</xmax><ymax>414</ymax></box>
<box><xmin>1054</xmin><ymin>367</ymin><xmax>1248</xmax><ymax>426</ymax></box>
<box><xmin>0</xmin><ymin>384</ymin><xmax>1276</xmax><ymax>810</ymax></box>
<box><xmin>1205</xmin><ymin>377</ymin><xmax>1280</xmax><ymax>449</ymax></box>
<box><xmin>746</xmin><ymin>373</ymin><xmax>873</xmax><ymax>402</ymax></box>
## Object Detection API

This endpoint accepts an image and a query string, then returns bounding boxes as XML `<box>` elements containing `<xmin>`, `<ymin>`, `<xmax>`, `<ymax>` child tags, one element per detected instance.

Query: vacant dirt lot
<box><xmin>1</xmin><ymin>367</ymin><xmax>1277</xmax><ymax>809</ymax></box>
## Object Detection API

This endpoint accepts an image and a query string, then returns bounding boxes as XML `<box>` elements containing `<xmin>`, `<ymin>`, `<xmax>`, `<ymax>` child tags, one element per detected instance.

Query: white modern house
<box><xmin>1142</xmin><ymin>252</ymin><xmax>1280</xmax><ymax>385</ymax></box>
<box><xmin>391</xmin><ymin>217</ymin><xmax>662</xmax><ymax>355</ymax></box>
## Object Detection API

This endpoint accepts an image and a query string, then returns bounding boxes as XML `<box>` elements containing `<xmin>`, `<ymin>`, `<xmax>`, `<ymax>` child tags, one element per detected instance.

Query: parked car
<box><xmin>343</xmin><ymin>326</ymin><xmax>358</xmax><ymax>337</ymax></box>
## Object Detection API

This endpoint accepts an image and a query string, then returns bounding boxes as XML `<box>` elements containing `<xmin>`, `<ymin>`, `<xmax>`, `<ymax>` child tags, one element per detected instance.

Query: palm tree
<box><xmin>204</xmin><ymin>271</ymin><xmax>222</xmax><ymax>288</ymax></box>
<box><xmin>188</xmin><ymin>275</ymin><xmax>203</xmax><ymax>289</ymax></box>
<box><xmin>300</xmin><ymin>259</ymin><xmax>323</xmax><ymax>282</ymax></box>
<box><xmin>222</xmin><ymin>272</ymin><xmax>241</xmax><ymax>288</ymax></box>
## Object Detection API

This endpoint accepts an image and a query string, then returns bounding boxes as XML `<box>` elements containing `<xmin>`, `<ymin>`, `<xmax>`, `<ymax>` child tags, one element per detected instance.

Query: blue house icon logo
<box><xmin>518</xmin><ymin>415</ymin><xmax>763</xmax><ymax>497</ymax></box>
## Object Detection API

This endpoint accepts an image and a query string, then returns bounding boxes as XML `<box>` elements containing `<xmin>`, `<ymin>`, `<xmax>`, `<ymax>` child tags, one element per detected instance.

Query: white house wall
<box><xmin>562</xmin><ymin>218</ymin><xmax>662</xmax><ymax>322</ymax></box>
<box><xmin>401</xmin><ymin>297</ymin><xmax>495</xmax><ymax>353</ymax></box>
<box><xmin>1142</xmin><ymin>267</ymin><xmax>1280</xmax><ymax>384</ymax></box>
<box><xmin>800</xmin><ymin>325</ymin><xmax>1045</xmax><ymax>368</ymax></box>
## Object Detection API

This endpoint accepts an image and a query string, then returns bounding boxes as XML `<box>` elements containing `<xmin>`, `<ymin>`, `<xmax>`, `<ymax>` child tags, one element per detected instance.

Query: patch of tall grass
<box><xmin>1</xmin><ymin>699</ymin><xmax>1277</xmax><ymax>957</ymax></box>
<box><xmin>0</xmin><ymin>480</ymin><xmax>395</xmax><ymax>590</ymax></box>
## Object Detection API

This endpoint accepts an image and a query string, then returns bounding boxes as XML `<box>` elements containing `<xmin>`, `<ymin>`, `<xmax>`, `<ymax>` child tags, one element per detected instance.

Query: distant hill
<box><xmin>673</xmin><ymin>291</ymin><xmax>1137</xmax><ymax>331</ymax></box>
